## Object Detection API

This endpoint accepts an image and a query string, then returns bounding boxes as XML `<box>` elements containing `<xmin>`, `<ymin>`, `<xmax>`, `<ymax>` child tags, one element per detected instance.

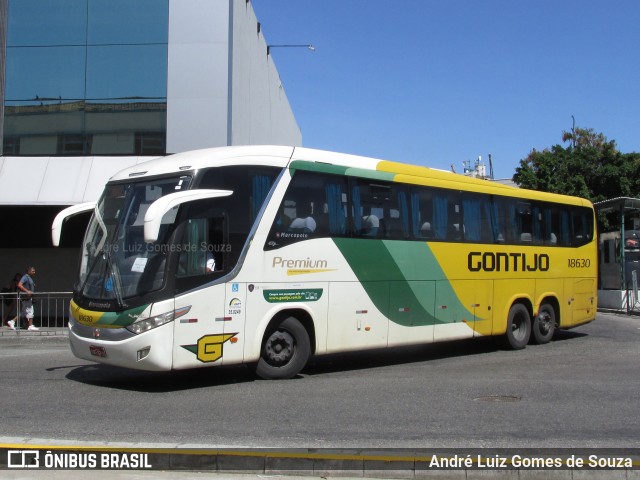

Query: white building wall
<box><xmin>166</xmin><ymin>0</ymin><xmax>231</xmax><ymax>153</ymax></box>
<box><xmin>166</xmin><ymin>0</ymin><xmax>300</xmax><ymax>154</ymax></box>
<box><xmin>230</xmin><ymin>0</ymin><xmax>301</xmax><ymax>146</ymax></box>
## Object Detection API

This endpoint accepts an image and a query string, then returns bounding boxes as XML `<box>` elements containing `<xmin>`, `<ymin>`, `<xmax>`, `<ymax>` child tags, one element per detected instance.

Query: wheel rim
<box><xmin>538</xmin><ymin>310</ymin><xmax>553</xmax><ymax>335</ymax></box>
<box><xmin>511</xmin><ymin>310</ymin><xmax>527</xmax><ymax>341</ymax></box>
<box><xmin>264</xmin><ymin>330</ymin><xmax>295</xmax><ymax>366</ymax></box>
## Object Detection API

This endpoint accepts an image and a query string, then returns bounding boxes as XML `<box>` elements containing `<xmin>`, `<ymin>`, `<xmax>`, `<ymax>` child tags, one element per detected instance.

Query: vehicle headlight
<box><xmin>126</xmin><ymin>306</ymin><xmax>191</xmax><ymax>335</ymax></box>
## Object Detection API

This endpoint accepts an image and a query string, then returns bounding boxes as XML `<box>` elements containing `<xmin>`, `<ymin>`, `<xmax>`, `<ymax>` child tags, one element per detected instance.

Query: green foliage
<box><xmin>513</xmin><ymin>128</ymin><xmax>640</xmax><ymax>230</ymax></box>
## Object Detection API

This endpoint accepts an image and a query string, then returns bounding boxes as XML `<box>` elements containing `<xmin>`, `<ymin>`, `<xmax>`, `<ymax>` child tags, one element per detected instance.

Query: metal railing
<box><xmin>1</xmin><ymin>291</ymin><xmax>72</xmax><ymax>334</ymax></box>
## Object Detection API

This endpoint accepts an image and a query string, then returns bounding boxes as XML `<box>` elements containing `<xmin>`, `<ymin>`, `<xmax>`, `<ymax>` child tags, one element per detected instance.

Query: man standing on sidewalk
<box><xmin>18</xmin><ymin>267</ymin><xmax>38</xmax><ymax>331</ymax></box>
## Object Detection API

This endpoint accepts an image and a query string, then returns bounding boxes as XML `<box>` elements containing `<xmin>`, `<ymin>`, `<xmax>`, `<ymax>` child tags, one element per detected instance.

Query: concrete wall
<box><xmin>230</xmin><ymin>0</ymin><xmax>302</xmax><ymax>146</ymax></box>
<box><xmin>166</xmin><ymin>0</ymin><xmax>301</xmax><ymax>153</ymax></box>
<box><xmin>166</xmin><ymin>0</ymin><xmax>231</xmax><ymax>153</ymax></box>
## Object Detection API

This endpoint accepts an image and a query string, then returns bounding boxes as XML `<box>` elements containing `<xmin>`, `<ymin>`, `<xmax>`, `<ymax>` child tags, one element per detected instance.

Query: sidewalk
<box><xmin>0</xmin><ymin>327</ymin><xmax>68</xmax><ymax>343</ymax></box>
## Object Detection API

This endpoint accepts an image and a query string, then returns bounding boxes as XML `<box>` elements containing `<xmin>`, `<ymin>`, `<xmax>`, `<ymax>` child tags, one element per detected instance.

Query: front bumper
<box><xmin>69</xmin><ymin>319</ymin><xmax>174</xmax><ymax>371</ymax></box>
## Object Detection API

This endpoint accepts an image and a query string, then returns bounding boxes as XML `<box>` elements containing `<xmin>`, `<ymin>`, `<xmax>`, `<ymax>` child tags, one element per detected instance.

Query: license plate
<box><xmin>89</xmin><ymin>345</ymin><xmax>107</xmax><ymax>358</ymax></box>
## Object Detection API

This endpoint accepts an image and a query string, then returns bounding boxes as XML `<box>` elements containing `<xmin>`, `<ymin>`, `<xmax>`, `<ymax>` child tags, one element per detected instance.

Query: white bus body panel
<box><xmin>171</xmin><ymin>283</ymin><xmax>237</xmax><ymax>369</ymax></box>
<box><xmin>69</xmin><ymin>321</ymin><xmax>174</xmax><ymax>372</ymax></box>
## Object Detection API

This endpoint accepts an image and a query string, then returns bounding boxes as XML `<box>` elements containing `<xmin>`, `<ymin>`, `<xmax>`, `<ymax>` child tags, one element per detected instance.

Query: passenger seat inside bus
<box><xmin>288</xmin><ymin>203</ymin><xmax>317</xmax><ymax>233</ymax></box>
<box><xmin>385</xmin><ymin>215</ymin><xmax>407</xmax><ymax>239</ymax></box>
<box><xmin>361</xmin><ymin>215</ymin><xmax>379</xmax><ymax>237</ymax></box>
<box><xmin>420</xmin><ymin>222</ymin><xmax>433</xmax><ymax>239</ymax></box>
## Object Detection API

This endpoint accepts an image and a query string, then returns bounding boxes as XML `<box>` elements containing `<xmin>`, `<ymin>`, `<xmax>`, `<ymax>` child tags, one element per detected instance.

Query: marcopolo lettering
<box><xmin>468</xmin><ymin>251</ymin><xmax>550</xmax><ymax>272</ymax></box>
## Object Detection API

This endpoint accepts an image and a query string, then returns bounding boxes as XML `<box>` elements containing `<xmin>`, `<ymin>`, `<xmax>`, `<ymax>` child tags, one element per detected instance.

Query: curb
<box><xmin>0</xmin><ymin>329</ymin><xmax>68</xmax><ymax>344</ymax></box>
<box><xmin>1</xmin><ymin>446</ymin><xmax>639</xmax><ymax>479</ymax></box>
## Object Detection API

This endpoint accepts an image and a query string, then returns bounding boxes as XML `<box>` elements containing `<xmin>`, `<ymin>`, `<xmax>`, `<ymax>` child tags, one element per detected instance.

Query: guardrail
<box><xmin>1</xmin><ymin>291</ymin><xmax>72</xmax><ymax>334</ymax></box>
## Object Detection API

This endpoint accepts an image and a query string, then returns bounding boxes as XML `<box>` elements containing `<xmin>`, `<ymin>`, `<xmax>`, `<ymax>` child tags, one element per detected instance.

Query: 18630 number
<box><xmin>568</xmin><ymin>258</ymin><xmax>591</xmax><ymax>268</ymax></box>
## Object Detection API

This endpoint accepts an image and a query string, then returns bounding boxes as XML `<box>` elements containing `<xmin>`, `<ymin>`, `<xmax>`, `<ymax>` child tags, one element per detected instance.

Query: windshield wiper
<box><xmin>104</xmin><ymin>246</ymin><xmax>126</xmax><ymax>310</ymax></box>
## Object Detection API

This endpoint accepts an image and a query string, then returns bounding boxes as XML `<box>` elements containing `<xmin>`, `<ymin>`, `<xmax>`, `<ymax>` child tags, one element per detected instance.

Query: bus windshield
<box><xmin>79</xmin><ymin>176</ymin><xmax>192</xmax><ymax>304</ymax></box>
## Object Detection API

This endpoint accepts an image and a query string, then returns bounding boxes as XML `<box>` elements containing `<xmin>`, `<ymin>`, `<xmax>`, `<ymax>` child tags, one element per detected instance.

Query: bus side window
<box><xmin>432</xmin><ymin>192</ymin><xmax>448</xmax><ymax>240</ymax></box>
<box><xmin>571</xmin><ymin>207</ymin><xmax>593</xmax><ymax>246</ymax></box>
<box><xmin>543</xmin><ymin>204</ymin><xmax>565</xmax><ymax>246</ymax></box>
<box><xmin>385</xmin><ymin>188</ymin><xmax>410</xmax><ymax>240</ymax></box>
<box><xmin>447</xmin><ymin>193</ymin><xmax>462</xmax><ymax>241</ymax></box>
<box><xmin>410</xmin><ymin>189</ymin><xmax>433</xmax><ymax>240</ymax></box>
<box><xmin>352</xmin><ymin>180</ymin><xmax>408</xmax><ymax>239</ymax></box>
<box><xmin>325</xmin><ymin>182</ymin><xmax>347</xmax><ymax>235</ymax></box>
<box><xmin>264</xmin><ymin>171</ymin><xmax>348</xmax><ymax>250</ymax></box>
<box><xmin>513</xmin><ymin>201</ymin><xmax>532</xmax><ymax>244</ymax></box>
<box><xmin>353</xmin><ymin>181</ymin><xmax>386</xmax><ymax>238</ymax></box>
<box><xmin>462</xmin><ymin>193</ymin><xmax>497</xmax><ymax>243</ymax></box>
<box><xmin>177</xmin><ymin>216</ymin><xmax>225</xmax><ymax>278</ymax></box>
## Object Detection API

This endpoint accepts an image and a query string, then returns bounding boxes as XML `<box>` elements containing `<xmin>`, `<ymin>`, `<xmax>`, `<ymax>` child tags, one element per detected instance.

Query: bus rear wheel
<box><xmin>504</xmin><ymin>303</ymin><xmax>531</xmax><ymax>349</ymax></box>
<box><xmin>531</xmin><ymin>303</ymin><xmax>556</xmax><ymax>344</ymax></box>
<box><xmin>256</xmin><ymin>316</ymin><xmax>310</xmax><ymax>380</ymax></box>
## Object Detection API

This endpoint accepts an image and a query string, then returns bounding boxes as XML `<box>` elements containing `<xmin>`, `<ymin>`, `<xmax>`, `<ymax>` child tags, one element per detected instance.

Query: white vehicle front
<box><xmin>62</xmin><ymin>147</ymin><xmax>294</xmax><ymax>373</ymax></box>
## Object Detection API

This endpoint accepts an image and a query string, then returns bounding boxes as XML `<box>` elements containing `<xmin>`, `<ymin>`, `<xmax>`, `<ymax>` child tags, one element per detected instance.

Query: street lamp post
<box><xmin>267</xmin><ymin>44</ymin><xmax>315</xmax><ymax>55</ymax></box>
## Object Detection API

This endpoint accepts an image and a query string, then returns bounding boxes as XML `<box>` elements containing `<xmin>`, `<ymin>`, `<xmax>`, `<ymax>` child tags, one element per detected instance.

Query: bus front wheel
<box><xmin>531</xmin><ymin>303</ymin><xmax>556</xmax><ymax>345</ymax></box>
<box><xmin>256</xmin><ymin>316</ymin><xmax>310</xmax><ymax>380</ymax></box>
<box><xmin>504</xmin><ymin>303</ymin><xmax>531</xmax><ymax>349</ymax></box>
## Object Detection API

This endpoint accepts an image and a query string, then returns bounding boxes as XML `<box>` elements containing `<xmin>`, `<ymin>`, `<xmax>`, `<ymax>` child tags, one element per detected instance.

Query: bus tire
<box><xmin>504</xmin><ymin>303</ymin><xmax>531</xmax><ymax>350</ymax></box>
<box><xmin>256</xmin><ymin>316</ymin><xmax>310</xmax><ymax>380</ymax></box>
<box><xmin>531</xmin><ymin>303</ymin><xmax>556</xmax><ymax>345</ymax></box>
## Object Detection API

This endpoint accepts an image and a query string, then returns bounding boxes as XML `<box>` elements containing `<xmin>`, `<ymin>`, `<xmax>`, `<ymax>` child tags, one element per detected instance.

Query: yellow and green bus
<box><xmin>53</xmin><ymin>146</ymin><xmax>597</xmax><ymax>379</ymax></box>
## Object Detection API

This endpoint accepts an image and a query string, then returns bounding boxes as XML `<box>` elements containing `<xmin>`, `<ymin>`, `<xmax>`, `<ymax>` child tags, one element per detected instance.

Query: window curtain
<box><xmin>560</xmin><ymin>210</ymin><xmax>570</xmax><ymax>246</ymax></box>
<box><xmin>532</xmin><ymin>206</ymin><xmax>541</xmax><ymax>241</ymax></box>
<box><xmin>410</xmin><ymin>193</ymin><xmax>421</xmax><ymax>237</ymax></box>
<box><xmin>484</xmin><ymin>200</ymin><xmax>500</xmax><ymax>242</ymax></box>
<box><xmin>463</xmin><ymin>197</ymin><xmax>481</xmax><ymax>242</ymax></box>
<box><xmin>251</xmin><ymin>175</ymin><xmax>272</xmax><ymax>222</ymax></box>
<box><xmin>351</xmin><ymin>185</ymin><xmax>362</xmax><ymax>232</ymax></box>
<box><xmin>544</xmin><ymin>209</ymin><xmax>553</xmax><ymax>243</ymax></box>
<box><xmin>433</xmin><ymin>195</ymin><xmax>448</xmax><ymax>240</ymax></box>
<box><xmin>397</xmin><ymin>191</ymin><xmax>409</xmax><ymax>237</ymax></box>
<box><xmin>509</xmin><ymin>204</ymin><xmax>519</xmax><ymax>238</ymax></box>
<box><xmin>325</xmin><ymin>183</ymin><xmax>345</xmax><ymax>234</ymax></box>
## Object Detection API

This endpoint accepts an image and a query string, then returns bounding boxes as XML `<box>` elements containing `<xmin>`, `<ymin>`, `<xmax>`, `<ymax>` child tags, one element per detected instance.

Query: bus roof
<box><xmin>109</xmin><ymin>145</ymin><xmax>295</xmax><ymax>181</ymax></box>
<box><xmin>109</xmin><ymin>145</ymin><xmax>592</xmax><ymax>208</ymax></box>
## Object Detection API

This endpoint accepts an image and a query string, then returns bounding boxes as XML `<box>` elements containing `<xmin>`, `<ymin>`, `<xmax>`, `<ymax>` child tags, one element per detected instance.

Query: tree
<box><xmin>513</xmin><ymin>127</ymin><xmax>640</xmax><ymax>229</ymax></box>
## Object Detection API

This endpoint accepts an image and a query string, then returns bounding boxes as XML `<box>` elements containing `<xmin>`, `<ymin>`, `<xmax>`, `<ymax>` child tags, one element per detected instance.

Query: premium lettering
<box><xmin>272</xmin><ymin>256</ymin><xmax>328</xmax><ymax>269</ymax></box>
<box><xmin>468</xmin><ymin>252</ymin><xmax>550</xmax><ymax>272</ymax></box>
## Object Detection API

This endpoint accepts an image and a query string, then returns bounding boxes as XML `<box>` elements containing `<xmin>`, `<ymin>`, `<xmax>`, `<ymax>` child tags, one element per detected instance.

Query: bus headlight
<box><xmin>126</xmin><ymin>306</ymin><xmax>191</xmax><ymax>335</ymax></box>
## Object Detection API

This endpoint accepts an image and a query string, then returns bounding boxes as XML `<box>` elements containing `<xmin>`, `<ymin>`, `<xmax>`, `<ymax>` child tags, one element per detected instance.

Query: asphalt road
<box><xmin>1</xmin><ymin>312</ymin><xmax>639</xmax><ymax>449</ymax></box>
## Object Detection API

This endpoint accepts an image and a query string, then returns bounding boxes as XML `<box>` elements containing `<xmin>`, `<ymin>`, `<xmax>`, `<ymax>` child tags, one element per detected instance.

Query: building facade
<box><xmin>0</xmin><ymin>0</ymin><xmax>301</xmax><ymax>291</ymax></box>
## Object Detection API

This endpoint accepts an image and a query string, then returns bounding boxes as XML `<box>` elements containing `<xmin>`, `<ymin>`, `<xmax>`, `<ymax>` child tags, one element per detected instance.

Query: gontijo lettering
<box><xmin>468</xmin><ymin>252</ymin><xmax>550</xmax><ymax>272</ymax></box>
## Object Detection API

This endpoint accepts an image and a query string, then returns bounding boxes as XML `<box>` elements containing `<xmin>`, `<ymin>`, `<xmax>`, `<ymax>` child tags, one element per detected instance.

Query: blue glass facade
<box><xmin>2</xmin><ymin>0</ymin><xmax>168</xmax><ymax>155</ymax></box>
